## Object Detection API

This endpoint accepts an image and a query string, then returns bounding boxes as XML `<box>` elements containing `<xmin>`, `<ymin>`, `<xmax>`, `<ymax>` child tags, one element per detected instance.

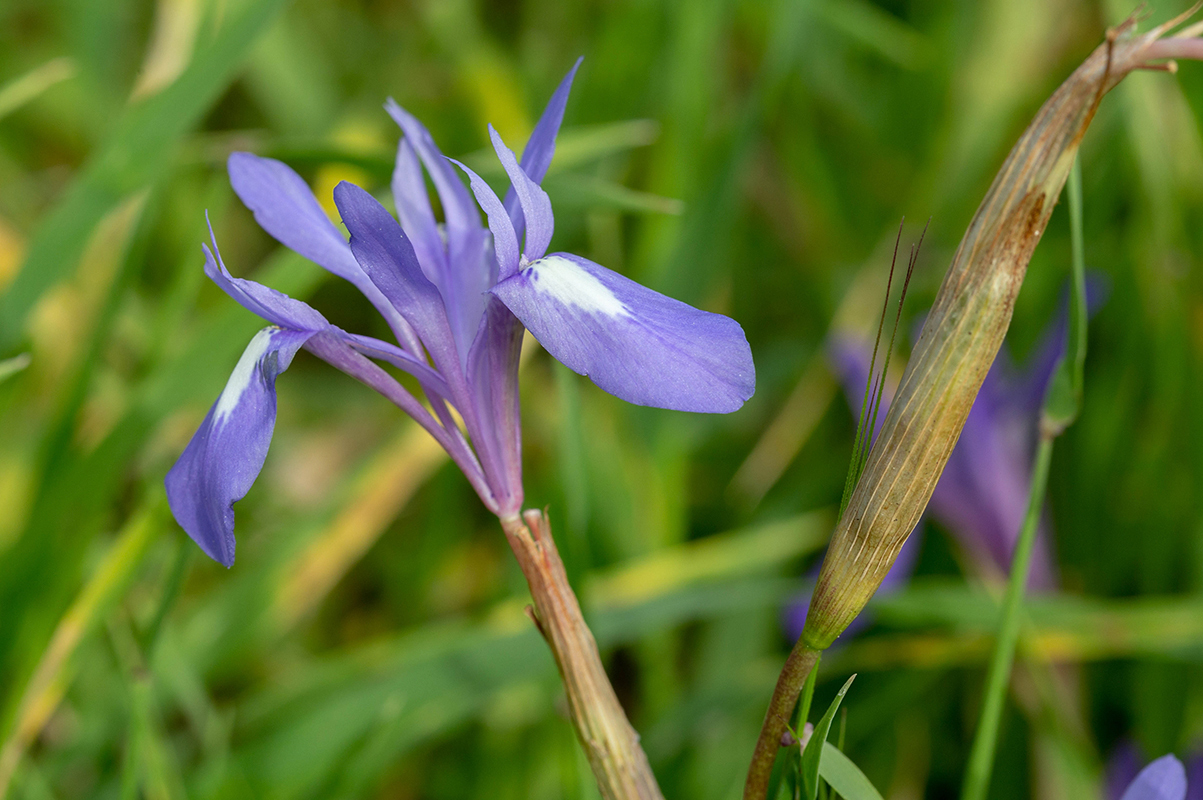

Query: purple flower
<box><xmin>1107</xmin><ymin>746</ymin><xmax>1189</xmax><ymax>800</ymax></box>
<box><xmin>1106</xmin><ymin>741</ymin><xmax>1203</xmax><ymax>793</ymax></box>
<box><xmin>165</xmin><ymin>62</ymin><xmax>755</xmax><ymax>566</ymax></box>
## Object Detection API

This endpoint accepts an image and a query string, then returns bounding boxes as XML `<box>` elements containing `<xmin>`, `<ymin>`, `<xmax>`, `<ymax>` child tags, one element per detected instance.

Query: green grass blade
<box><xmin>801</xmin><ymin>675</ymin><xmax>856</xmax><ymax>800</ymax></box>
<box><xmin>818</xmin><ymin>742</ymin><xmax>884</xmax><ymax>800</ymax></box>
<box><xmin>0</xmin><ymin>0</ymin><xmax>290</xmax><ymax>353</ymax></box>
<box><xmin>0</xmin><ymin>58</ymin><xmax>75</xmax><ymax>122</ymax></box>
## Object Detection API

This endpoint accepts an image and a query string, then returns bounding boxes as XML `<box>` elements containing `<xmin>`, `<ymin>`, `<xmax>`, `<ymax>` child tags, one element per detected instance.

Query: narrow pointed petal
<box><xmin>385</xmin><ymin>110</ymin><xmax>492</xmax><ymax>364</ymax></box>
<box><xmin>227</xmin><ymin>152</ymin><xmax>363</xmax><ymax>283</ymax></box>
<box><xmin>504</xmin><ymin>58</ymin><xmax>582</xmax><ymax>238</ymax></box>
<box><xmin>338</xmin><ymin>331</ymin><xmax>451</xmax><ymax>397</ymax></box>
<box><xmin>1120</xmin><ymin>755</ymin><xmax>1186</xmax><ymax>800</ymax></box>
<box><xmin>165</xmin><ymin>327</ymin><xmax>314</xmax><ymax>566</ymax></box>
<box><xmin>492</xmin><ymin>253</ymin><xmax>754</xmax><ymax>412</ymax></box>
<box><xmin>384</xmin><ymin>99</ymin><xmax>480</xmax><ymax>237</ymax></box>
<box><xmin>334</xmin><ymin>181</ymin><xmax>458</xmax><ymax>370</ymax></box>
<box><xmin>488</xmin><ymin>125</ymin><xmax>553</xmax><ymax>261</ymax></box>
<box><xmin>465</xmin><ymin>297</ymin><xmax>525</xmax><ymax>515</ymax></box>
<box><xmin>391</xmin><ymin>138</ymin><xmax>447</xmax><ymax>283</ymax></box>
<box><xmin>450</xmin><ymin>158</ymin><xmax>520</xmax><ymax>280</ymax></box>
<box><xmin>203</xmin><ymin>232</ymin><xmax>326</xmax><ymax>332</ymax></box>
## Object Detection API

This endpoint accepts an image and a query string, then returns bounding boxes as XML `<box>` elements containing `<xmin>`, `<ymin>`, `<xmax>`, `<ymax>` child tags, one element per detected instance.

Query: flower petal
<box><xmin>165</xmin><ymin>326</ymin><xmax>315</xmax><ymax>567</ymax></box>
<box><xmin>450</xmin><ymin>157</ymin><xmax>520</xmax><ymax>280</ymax></box>
<box><xmin>464</xmin><ymin>296</ymin><xmax>525</xmax><ymax>515</ymax></box>
<box><xmin>340</xmin><ymin>330</ymin><xmax>450</xmax><ymax>398</ymax></box>
<box><xmin>226</xmin><ymin>153</ymin><xmax>423</xmax><ymax>352</ymax></box>
<box><xmin>391</xmin><ymin>138</ymin><xmax>447</xmax><ymax>284</ymax></box>
<box><xmin>333</xmin><ymin>181</ymin><xmax>459</xmax><ymax>371</ymax></box>
<box><xmin>1120</xmin><ymin>755</ymin><xmax>1187</xmax><ymax>800</ymax></box>
<box><xmin>488</xmin><ymin>125</ymin><xmax>554</xmax><ymax>262</ymax></box>
<box><xmin>492</xmin><ymin>253</ymin><xmax>754</xmax><ymax>412</ymax></box>
<box><xmin>203</xmin><ymin>223</ymin><xmax>327</xmax><ymax>332</ymax></box>
<box><xmin>385</xmin><ymin>113</ymin><xmax>493</xmax><ymax>366</ymax></box>
<box><xmin>384</xmin><ymin>99</ymin><xmax>480</xmax><ymax>237</ymax></box>
<box><xmin>504</xmin><ymin>58</ymin><xmax>582</xmax><ymax>239</ymax></box>
<box><xmin>227</xmin><ymin>152</ymin><xmax>363</xmax><ymax>283</ymax></box>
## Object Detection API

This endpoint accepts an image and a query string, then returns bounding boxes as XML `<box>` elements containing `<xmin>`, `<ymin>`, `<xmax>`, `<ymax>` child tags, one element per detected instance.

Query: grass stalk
<box><xmin>959</xmin><ymin>433</ymin><xmax>1055</xmax><ymax>800</ymax></box>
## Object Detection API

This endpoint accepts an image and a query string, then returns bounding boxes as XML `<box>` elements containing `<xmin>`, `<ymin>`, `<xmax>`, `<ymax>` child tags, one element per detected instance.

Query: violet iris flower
<box><xmin>1108</xmin><ymin>743</ymin><xmax>1203</xmax><ymax>800</ymax></box>
<box><xmin>166</xmin><ymin>62</ymin><xmax>755</xmax><ymax>566</ymax></box>
<box><xmin>1108</xmin><ymin>749</ymin><xmax>1189</xmax><ymax>800</ymax></box>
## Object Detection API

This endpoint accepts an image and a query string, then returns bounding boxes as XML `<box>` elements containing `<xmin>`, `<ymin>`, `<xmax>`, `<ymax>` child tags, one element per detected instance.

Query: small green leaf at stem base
<box><xmin>819</xmin><ymin>742</ymin><xmax>885</xmax><ymax>800</ymax></box>
<box><xmin>801</xmin><ymin>675</ymin><xmax>856</xmax><ymax>800</ymax></box>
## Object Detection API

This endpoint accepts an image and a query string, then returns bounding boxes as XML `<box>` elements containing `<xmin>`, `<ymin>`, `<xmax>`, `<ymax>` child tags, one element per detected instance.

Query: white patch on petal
<box><xmin>214</xmin><ymin>328</ymin><xmax>275</xmax><ymax>426</ymax></box>
<box><xmin>525</xmin><ymin>256</ymin><xmax>628</xmax><ymax>318</ymax></box>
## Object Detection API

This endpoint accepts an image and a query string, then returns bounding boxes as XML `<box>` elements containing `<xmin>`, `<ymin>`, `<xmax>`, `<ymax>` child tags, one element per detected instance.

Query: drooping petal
<box><xmin>450</xmin><ymin>157</ymin><xmax>520</xmax><ymax>280</ymax></box>
<box><xmin>488</xmin><ymin>125</ymin><xmax>553</xmax><ymax>261</ymax></box>
<box><xmin>226</xmin><ymin>153</ymin><xmax>423</xmax><ymax>353</ymax></box>
<box><xmin>333</xmin><ymin>181</ymin><xmax>460</xmax><ymax>372</ymax></box>
<box><xmin>1120</xmin><ymin>755</ymin><xmax>1187</xmax><ymax>800</ymax></box>
<box><xmin>504</xmin><ymin>58</ymin><xmax>582</xmax><ymax>239</ymax></box>
<box><xmin>492</xmin><ymin>253</ymin><xmax>754</xmax><ymax>413</ymax></box>
<box><xmin>391</xmin><ymin>138</ymin><xmax>447</xmax><ymax>283</ymax></box>
<box><xmin>203</xmin><ymin>226</ymin><xmax>327</xmax><ymax>333</ymax></box>
<box><xmin>165</xmin><ymin>326</ymin><xmax>315</xmax><ymax>567</ymax></box>
<box><xmin>384</xmin><ymin>99</ymin><xmax>480</xmax><ymax>238</ymax></box>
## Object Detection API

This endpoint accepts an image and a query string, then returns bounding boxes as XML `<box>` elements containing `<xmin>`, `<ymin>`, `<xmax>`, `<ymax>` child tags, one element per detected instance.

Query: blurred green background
<box><xmin>3</xmin><ymin>0</ymin><xmax>1203</xmax><ymax>797</ymax></box>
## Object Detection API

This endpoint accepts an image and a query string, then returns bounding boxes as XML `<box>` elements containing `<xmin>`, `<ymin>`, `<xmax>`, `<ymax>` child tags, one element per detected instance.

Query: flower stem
<box><xmin>500</xmin><ymin>509</ymin><xmax>664</xmax><ymax>800</ymax></box>
<box><xmin>960</xmin><ymin>432</ymin><xmax>1055</xmax><ymax>800</ymax></box>
<box><xmin>743</xmin><ymin>638</ymin><xmax>823</xmax><ymax>800</ymax></box>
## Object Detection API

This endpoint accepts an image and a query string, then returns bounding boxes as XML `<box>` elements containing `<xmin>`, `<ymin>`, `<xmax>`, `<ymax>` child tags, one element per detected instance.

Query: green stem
<box><xmin>960</xmin><ymin>433</ymin><xmax>1055</xmax><ymax>800</ymax></box>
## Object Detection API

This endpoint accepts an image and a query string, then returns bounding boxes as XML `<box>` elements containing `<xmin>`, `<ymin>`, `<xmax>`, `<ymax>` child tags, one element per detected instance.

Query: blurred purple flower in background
<box><xmin>1107</xmin><ymin>746</ymin><xmax>1191</xmax><ymax>800</ymax></box>
<box><xmin>166</xmin><ymin>61</ymin><xmax>755</xmax><ymax>566</ymax></box>
<box><xmin>785</xmin><ymin>282</ymin><xmax>1103</xmax><ymax>639</ymax></box>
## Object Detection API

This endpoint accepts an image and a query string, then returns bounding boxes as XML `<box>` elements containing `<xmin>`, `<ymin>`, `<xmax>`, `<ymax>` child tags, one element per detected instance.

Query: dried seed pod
<box><xmin>802</xmin><ymin>14</ymin><xmax>1197</xmax><ymax>649</ymax></box>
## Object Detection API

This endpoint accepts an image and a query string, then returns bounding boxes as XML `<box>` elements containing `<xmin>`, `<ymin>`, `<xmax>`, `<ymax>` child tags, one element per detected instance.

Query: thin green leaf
<box><xmin>801</xmin><ymin>675</ymin><xmax>856</xmax><ymax>800</ymax></box>
<box><xmin>795</xmin><ymin>656</ymin><xmax>821</xmax><ymax>735</ymax></box>
<box><xmin>0</xmin><ymin>58</ymin><xmax>75</xmax><ymax>122</ymax></box>
<box><xmin>0</xmin><ymin>0</ymin><xmax>290</xmax><ymax>352</ymax></box>
<box><xmin>0</xmin><ymin>354</ymin><xmax>30</xmax><ymax>384</ymax></box>
<box><xmin>818</xmin><ymin>742</ymin><xmax>884</xmax><ymax>800</ymax></box>
<box><xmin>1041</xmin><ymin>156</ymin><xmax>1088</xmax><ymax>433</ymax></box>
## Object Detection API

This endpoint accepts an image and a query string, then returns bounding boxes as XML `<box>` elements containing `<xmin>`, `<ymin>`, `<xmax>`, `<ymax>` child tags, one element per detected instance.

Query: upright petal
<box><xmin>391</xmin><ymin>138</ymin><xmax>447</xmax><ymax>284</ymax></box>
<box><xmin>492</xmin><ymin>253</ymin><xmax>754</xmax><ymax>413</ymax></box>
<box><xmin>165</xmin><ymin>327</ymin><xmax>315</xmax><ymax>567</ymax></box>
<box><xmin>451</xmin><ymin>158</ymin><xmax>520</xmax><ymax>280</ymax></box>
<box><xmin>504</xmin><ymin>58</ymin><xmax>582</xmax><ymax>239</ymax></box>
<box><xmin>465</xmin><ymin>297</ymin><xmax>525</xmax><ymax>516</ymax></box>
<box><xmin>384</xmin><ymin>99</ymin><xmax>481</xmax><ymax>238</ymax></box>
<box><xmin>386</xmin><ymin>111</ymin><xmax>493</xmax><ymax>364</ymax></box>
<box><xmin>489</xmin><ymin>125</ymin><xmax>554</xmax><ymax>261</ymax></box>
<box><xmin>334</xmin><ymin>181</ymin><xmax>459</xmax><ymax>372</ymax></box>
<box><xmin>1120</xmin><ymin>755</ymin><xmax>1187</xmax><ymax>800</ymax></box>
